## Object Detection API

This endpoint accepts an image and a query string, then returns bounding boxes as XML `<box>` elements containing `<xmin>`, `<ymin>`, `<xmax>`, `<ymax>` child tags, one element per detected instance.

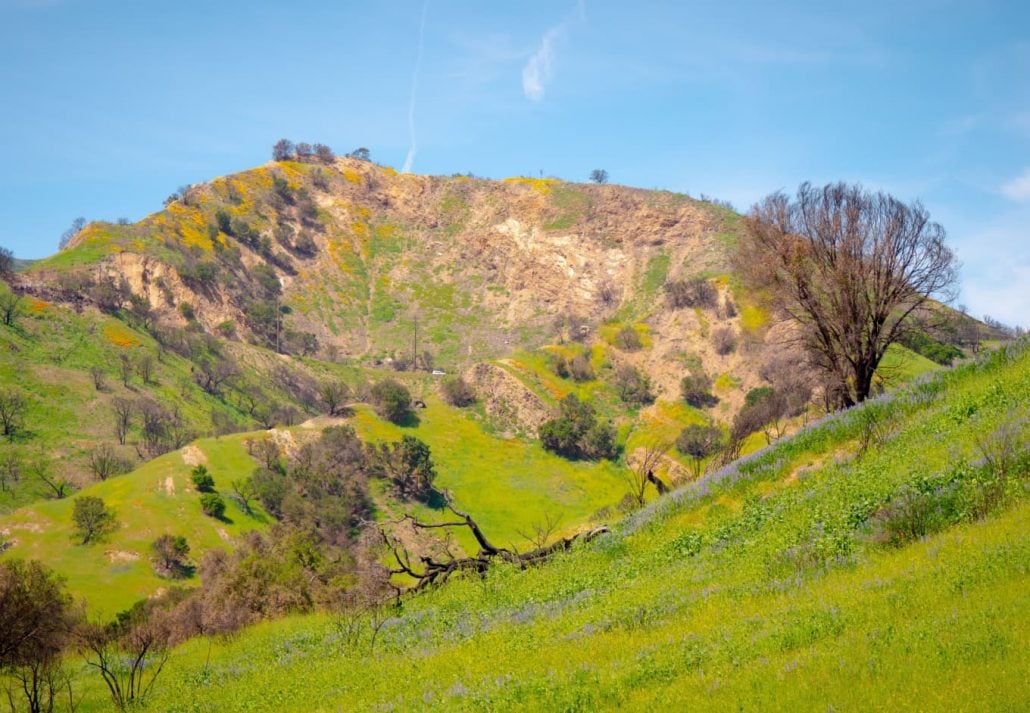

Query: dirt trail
<box><xmin>105</xmin><ymin>550</ymin><xmax>140</xmax><ymax>563</ymax></box>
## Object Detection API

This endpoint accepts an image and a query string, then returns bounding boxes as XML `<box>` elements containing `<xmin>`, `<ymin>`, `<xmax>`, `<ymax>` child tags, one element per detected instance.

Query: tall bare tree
<box><xmin>739</xmin><ymin>182</ymin><xmax>958</xmax><ymax>406</ymax></box>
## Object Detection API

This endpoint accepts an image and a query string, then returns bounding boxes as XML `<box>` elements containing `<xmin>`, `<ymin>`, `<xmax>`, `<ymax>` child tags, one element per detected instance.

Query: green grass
<box><xmin>0</xmin><ymin>284</ymin><xmax>346</xmax><ymax>514</ymax></box>
<box><xmin>0</xmin><ymin>433</ymin><xmax>270</xmax><ymax>618</ymax></box>
<box><xmin>877</xmin><ymin>342</ymin><xmax>942</xmax><ymax>385</ymax></box>
<box><xmin>65</xmin><ymin>343</ymin><xmax>1030</xmax><ymax>711</ymax></box>
<box><xmin>616</xmin><ymin>253</ymin><xmax>670</xmax><ymax>321</ymax></box>
<box><xmin>0</xmin><ymin>288</ymin><xmax>256</xmax><ymax>512</ymax></box>
<box><xmin>1</xmin><ymin>389</ymin><xmax>633</xmax><ymax>614</ymax></box>
<box><xmin>350</xmin><ymin>396</ymin><xmax>627</xmax><ymax>551</ymax></box>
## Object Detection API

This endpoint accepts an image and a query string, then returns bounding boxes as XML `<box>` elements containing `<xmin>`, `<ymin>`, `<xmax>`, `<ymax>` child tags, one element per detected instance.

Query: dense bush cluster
<box><xmin>681</xmin><ymin>371</ymin><xmax>718</xmax><ymax>408</ymax></box>
<box><xmin>370</xmin><ymin>379</ymin><xmax>412</xmax><ymax>424</ymax></box>
<box><xmin>539</xmin><ymin>395</ymin><xmax>618</xmax><ymax>460</ymax></box>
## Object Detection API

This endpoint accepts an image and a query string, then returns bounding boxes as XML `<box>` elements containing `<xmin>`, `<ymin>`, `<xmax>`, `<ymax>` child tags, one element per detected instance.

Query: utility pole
<box><xmin>275</xmin><ymin>296</ymin><xmax>281</xmax><ymax>354</ymax></box>
<box><xmin>412</xmin><ymin>314</ymin><xmax>419</xmax><ymax>371</ymax></box>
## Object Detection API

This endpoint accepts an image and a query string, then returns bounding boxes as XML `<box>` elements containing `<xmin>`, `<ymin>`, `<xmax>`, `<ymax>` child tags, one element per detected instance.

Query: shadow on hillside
<box><xmin>423</xmin><ymin>488</ymin><xmax>448</xmax><ymax>510</ymax></box>
<box><xmin>395</xmin><ymin>411</ymin><xmax>421</xmax><ymax>428</ymax></box>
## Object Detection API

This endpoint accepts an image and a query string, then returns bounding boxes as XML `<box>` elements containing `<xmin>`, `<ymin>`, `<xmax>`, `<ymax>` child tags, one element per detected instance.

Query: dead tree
<box><xmin>739</xmin><ymin>182</ymin><xmax>957</xmax><ymax>406</ymax></box>
<box><xmin>624</xmin><ymin>439</ymin><xmax>671</xmax><ymax>506</ymax></box>
<box><xmin>377</xmin><ymin>501</ymin><xmax>609</xmax><ymax>594</ymax></box>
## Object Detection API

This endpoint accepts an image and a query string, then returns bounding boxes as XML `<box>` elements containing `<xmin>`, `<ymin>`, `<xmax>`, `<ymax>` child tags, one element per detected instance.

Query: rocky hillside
<box><xmin>11</xmin><ymin>156</ymin><xmax>984</xmax><ymax>461</ymax></box>
<box><xmin>21</xmin><ymin>160</ymin><xmax>793</xmax><ymax>418</ymax></box>
<box><xmin>36</xmin><ymin>161</ymin><xmax>737</xmax><ymax>361</ymax></box>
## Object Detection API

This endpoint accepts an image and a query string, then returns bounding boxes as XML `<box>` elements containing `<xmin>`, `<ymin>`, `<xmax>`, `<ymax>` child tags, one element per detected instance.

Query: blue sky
<box><xmin>1</xmin><ymin>0</ymin><xmax>1028</xmax><ymax>324</ymax></box>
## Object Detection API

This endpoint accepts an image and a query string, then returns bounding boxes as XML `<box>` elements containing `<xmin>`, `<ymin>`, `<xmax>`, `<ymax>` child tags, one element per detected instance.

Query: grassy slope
<box><xmin>0</xmin><ymin>281</ymin><xmax>309</xmax><ymax>513</ymax></box>
<box><xmin>1</xmin><ymin>394</ymin><xmax>629</xmax><ymax>615</ymax></box>
<box><xmin>70</xmin><ymin>342</ymin><xmax>1029</xmax><ymax>712</ymax></box>
<box><xmin>0</xmin><ymin>434</ymin><xmax>269</xmax><ymax>617</ymax></box>
<box><xmin>351</xmin><ymin>398</ymin><xmax>625</xmax><ymax>552</ymax></box>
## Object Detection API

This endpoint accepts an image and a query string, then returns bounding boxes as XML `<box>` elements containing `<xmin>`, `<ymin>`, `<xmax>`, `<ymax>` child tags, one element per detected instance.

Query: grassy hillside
<box><xmin>1</xmin><ymin>393</ymin><xmax>631</xmax><ymax>616</ymax></box>
<box><xmin>0</xmin><ymin>433</ymin><xmax>269</xmax><ymax>617</ymax></box>
<box><xmin>0</xmin><ymin>280</ymin><xmax>346</xmax><ymax>513</ymax></box>
<box><xmin>58</xmin><ymin>340</ymin><xmax>1030</xmax><ymax>711</ymax></box>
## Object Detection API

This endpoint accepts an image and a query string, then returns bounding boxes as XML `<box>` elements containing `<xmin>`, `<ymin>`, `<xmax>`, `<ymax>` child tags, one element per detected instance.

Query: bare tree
<box><xmin>739</xmin><ymin>182</ymin><xmax>958</xmax><ymax>406</ymax></box>
<box><xmin>515</xmin><ymin>511</ymin><xmax>565</xmax><ymax>551</ymax></box>
<box><xmin>118</xmin><ymin>354</ymin><xmax>133</xmax><ymax>387</ymax></box>
<box><xmin>0</xmin><ymin>246</ymin><xmax>14</xmax><ymax>279</ymax></box>
<box><xmin>192</xmin><ymin>357</ymin><xmax>239</xmax><ymax>397</ymax></box>
<box><xmin>135</xmin><ymin>352</ymin><xmax>155</xmax><ymax>385</ymax></box>
<box><xmin>377</xmin><ymin>499</ymin><xmax>609</xmax><ymax>593</ymax></box>
<box><xmin>0</xmin><ymin>290</ymin><xmax>22</xmax><ymax>326</ymax></box>
<box><xmin>29</xmin><ymin>451</ymin><xmax>69</xmax><ymax>499</ymax></box>
<box><xmin>229</xmin><ymin>478</ymin><xmax>255</xmax><ymax>516</ymax></box>
<box><xmin>320</xmin><ymin>380</ymin><xmax>350</xmax><ymax>417</ymax></box>
<box><xmin>624</xmin><ymin>439</ymin><xmax>671</xmax><ymax>507</ymax></box>
<box><xmin>0</xmin><ymin>448</ymin><xmax>20</xmax><ymax>493</ymax></box>
<box><xmin>88</xmin><ymin>443</ymin><xmax>129</xmax><ymax>481</ymax></box>
<box><xmin>79</xmin><ymin>614</ymin><xmax>170</xmax><ymax>711</ymax></box>
<box><xmin>0</xmin><ymin>387</ymin><xmax>28</xmax><ymax>440</ymax></box>
<box><xmin>313</xmin><ymin>143</ymin><xmax>335</xmax><ymax>164</ymax></box>
<box><xmin>589</xmin><ymin>169</ymin><xmax>609</xmax><ymax>184</ymax></box>
<box><xmin>111</xmin><ymin>397</ymin><xmax>134</xmax><ymax>445</ymax></box>
<box><xmin>272</xmin><ymin>139</ymin><xmax>294</xmax><ymax>161</ymax></box>
<box><xmin>90</xmin><ymin>366</ymin><xmax>107</xmax><ymax>391</ymax></box>
<box><xmin>58</xmin><ymin>217</ymin><xmax>86</xmax><ymax>250</ymax></box>
<box><xmin>0</xmin><ymin>560</ymin><xmax>80</xmax><ymax>713</ymax></box>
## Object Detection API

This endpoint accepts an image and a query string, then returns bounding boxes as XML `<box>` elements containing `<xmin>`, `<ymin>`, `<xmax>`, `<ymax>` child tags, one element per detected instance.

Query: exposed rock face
<box><xmin>28</xmin><ymin>159</ymin><xmax>789</xmax><ymax>433</ymax></box>
<box><xmin>51</xmin><ymin>162</ymin><xmax>729</xmax><ymax>361</ymax></box>
<box><xmin>465</xmin><ymin>362</ymin><xmax>553</xmax><ymax>437</ymax></box>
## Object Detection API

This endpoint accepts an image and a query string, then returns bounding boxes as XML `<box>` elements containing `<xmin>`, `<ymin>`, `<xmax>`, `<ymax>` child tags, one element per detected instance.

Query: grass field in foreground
<box><xmin>66</xmin><ymin>342</ymin><xmax>1030</xmax><ymax>711</ymax></box>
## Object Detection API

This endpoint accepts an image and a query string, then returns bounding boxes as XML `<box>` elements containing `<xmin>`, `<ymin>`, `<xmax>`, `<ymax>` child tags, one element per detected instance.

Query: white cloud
<box><xmin>522</xmin><ymin>26</ymin><xmax>563</xmax><ymax>101</ymax></box>
<box><xmin>402</xmin><ymin>0</ymin><xmax>430</xmax><ymax>174</ymax></box>
<box><xmin>520</xmin><ymin>1</ymin><xmax>587</xmax><ymax>102</ymax></box>
<box><xmin>1000</xmin><ymin>168</ymin><xmax>1030</xmax><ymax>202</ymax></box>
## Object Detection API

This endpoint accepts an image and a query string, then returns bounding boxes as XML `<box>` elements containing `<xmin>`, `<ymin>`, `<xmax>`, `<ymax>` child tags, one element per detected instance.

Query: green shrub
<box><xmin>200</xmin><ymin>493</ymin><xmax>226</xmax><ymax>519</ymax></box>
<box><xmin>745</xmin><ymin>386</ymin><xmax>775</xmax><ymax>407</ymax></box>
<box><xmin>72</xmin><ymin>496</ymin><xmax>117</xmax><ymax>545</ymax></box>
<box><xmin>151</xmin><ymin>534</ymin><xmax>191</xmax><ymax>578</ymax></box>
<box><xmin>676</xmin><ymin>424</ymin><xmax>723</xmax><ymax>479</ymax></box>
<box><xmin>539</xmin><ymin>395</ymin><xmax>618</xmax><ymax>460</ymax></box>
<box><xmin>370</xmin><ymin>379</ymin><xmax>412</xmax><ymax>424</ymax></box>
<box><xmin>190</xmin><ymin>465</ymin><xmax>215</xmax><ymax>492</ymax></box>
<box><xmin>547</xmin><ymin>353</ymin><xmax>570</xmax><ymax>378</ymax></box>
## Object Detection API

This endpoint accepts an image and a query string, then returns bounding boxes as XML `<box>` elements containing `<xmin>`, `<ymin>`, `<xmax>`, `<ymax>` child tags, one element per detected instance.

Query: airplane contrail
<box><xmin>402</xmin><ymin>0</ymin><xmax>430</xmax><ymax>173</ymax></box>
